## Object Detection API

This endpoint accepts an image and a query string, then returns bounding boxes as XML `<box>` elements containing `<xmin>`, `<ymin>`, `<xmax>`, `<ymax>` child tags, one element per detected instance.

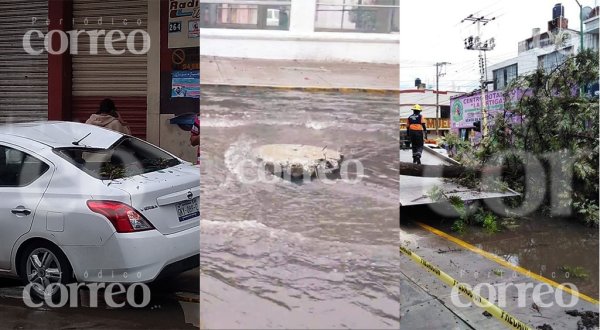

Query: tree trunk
<box><xmin>400</xmin><ymin>162</ymin><xmax>468</xmax><ymax>178</ymax></box>
<box><xmin>399</xmin><ymin>162</ymin><xmax>512</xmax><ymax>178</ymax></box>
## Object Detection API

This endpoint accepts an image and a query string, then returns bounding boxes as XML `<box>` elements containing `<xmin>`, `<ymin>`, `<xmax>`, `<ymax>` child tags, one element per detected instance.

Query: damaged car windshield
<box><xmin>54</xmin><ymin>136</ymin><xmax>181</xmax><ymax>180</ymax></box>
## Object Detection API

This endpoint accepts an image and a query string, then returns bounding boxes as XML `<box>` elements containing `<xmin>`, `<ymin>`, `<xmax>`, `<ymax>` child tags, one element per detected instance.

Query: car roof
<box><xmin>0</xmin><ymin>121</ymin><xmax>124</xmax><ymax>149</ymax></box>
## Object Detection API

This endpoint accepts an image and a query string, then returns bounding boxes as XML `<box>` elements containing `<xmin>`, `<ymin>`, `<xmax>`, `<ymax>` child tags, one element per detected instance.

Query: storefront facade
<box><xmin>0</xmin><ymin>0</ymin><xmax>199</xmax><ymax>162</ymax></box>
<box><xmin>0</xmin><ymin>0</ymin><xmax>49</xmax><ymax>123</ymax></box>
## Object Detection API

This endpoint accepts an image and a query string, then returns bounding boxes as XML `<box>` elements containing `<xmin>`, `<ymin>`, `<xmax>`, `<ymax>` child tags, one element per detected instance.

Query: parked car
<box><xmin>0</xmin><ymin>121</ymin><xmax>199</xmax><ymax>300</ymax></box>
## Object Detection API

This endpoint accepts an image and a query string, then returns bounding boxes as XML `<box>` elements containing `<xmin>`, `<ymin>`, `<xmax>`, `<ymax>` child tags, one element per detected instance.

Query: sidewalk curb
<box><xmin>200</xmin><ymin>83</ymin><xmax>399</xmax><ymax>94</ymax></box>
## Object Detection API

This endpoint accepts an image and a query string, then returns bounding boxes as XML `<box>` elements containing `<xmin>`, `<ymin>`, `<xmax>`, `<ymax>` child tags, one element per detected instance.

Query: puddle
<box><xmin>409</xmin><ymin>208</ymin><xmax>599</xmax><ymax>299</ymax></box>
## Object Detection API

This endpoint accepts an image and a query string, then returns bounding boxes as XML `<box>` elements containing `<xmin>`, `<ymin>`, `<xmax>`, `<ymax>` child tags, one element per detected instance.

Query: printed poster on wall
<box><xmin>188</xmin><ymin>20</ymin><xmax>199</xmax><ymax>38</ymax></box>
<box><xmin>172</xmin><ymin>70</ymin><xmax>200</xmax><ymax>99</ymax></box>
<box><xmin>169</xmin><ymin>0</ymin><xmax>199</xmax><ymax>48</ymax></box>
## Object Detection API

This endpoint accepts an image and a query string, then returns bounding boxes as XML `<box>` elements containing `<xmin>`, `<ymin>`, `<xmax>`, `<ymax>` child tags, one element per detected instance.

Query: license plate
<box><xmin>176</xmin><ymin>198</ymin><xmax>199</xmax><ymax>222</ymax></box>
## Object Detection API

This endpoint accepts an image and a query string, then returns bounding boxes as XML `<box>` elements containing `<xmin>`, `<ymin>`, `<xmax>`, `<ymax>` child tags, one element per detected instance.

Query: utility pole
<box><xmin>575</xmin><ymin>0</ymin><xmax>584</xmax><ymax>52</ymax></box>
<box><xmin>462</xmin><ymin>14</ymin><xmax>496</xmax><ymax>137</ymax></box>
<box><xmin>575</xmin><ymin>0</ymin><xmax>585</xmax><ymax>96</ymax></box>
<box><xmin>435</xmin><ymin>61</ymin><xmax>450</xmax><ymax>137</ymax></box>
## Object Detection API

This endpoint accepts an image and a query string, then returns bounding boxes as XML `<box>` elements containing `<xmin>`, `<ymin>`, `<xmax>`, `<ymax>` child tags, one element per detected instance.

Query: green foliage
<box><xmin>451</xmin><ymin>219</ymin><xmax>467</xmax><ymax>234</ymax></box>
<box><xmin>450</xmin><ymin>50</ymin><xmax>599</xmax><ymax>226</ymax></box>
<box><xmin>482</xmin><ymin>213</ymin><xmax>500</xmax><ymax>233</ymax></box>
<box><xmin>503</xmin><ymin>50</ymin><xmax>599</xmax><ymax>226</ymax></box>
<box><xmin>441</xmin><ymin>133</ymin><xmax>478</xmax><ymax>167</ymax></box>
<box><xmin>444</xmin><ymin>195</ymin><xmax>502</xmax><ymax>233</ymax></box>
<box><xmin>559</xmin><ymin>265</ymin><xmax>589</xmax><ymax>279</ymax></box>
<box><xmin>427</xmin><ymin>186</ymin><xmax>444</xmax><ymax>202</ymax></box>
<box><xmin>492</xmin><ymin>269</ymin><xmax>504</xmax><ymax>277</ymax></box>
<box><xmin>100</xmin><ymin>163</ymin><xmax>126</xmax><ymax>180</ymax></box>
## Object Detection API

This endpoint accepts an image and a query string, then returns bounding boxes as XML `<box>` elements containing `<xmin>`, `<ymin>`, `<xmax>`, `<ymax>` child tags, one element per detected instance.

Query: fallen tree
<box><xmin>400</xmin><ymin>161</ymin><xmax>465</xmax><ymax>178</ymax></box>
<box><xmin>416</xmin><ymin>50</ymin><xmax>599</xmax><ymax>226</ymax></box>
<box><xmin>399</xmin><ymin>161</ymin><xmax>522</xmax><ymax>178</ymax></box>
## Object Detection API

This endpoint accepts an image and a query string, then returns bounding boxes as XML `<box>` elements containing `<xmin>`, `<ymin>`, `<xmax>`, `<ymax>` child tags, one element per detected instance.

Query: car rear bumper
<box><xmin>62</xmin><ymin>225</ymin><xmax>199</xmax><ymax>283</ymax></box>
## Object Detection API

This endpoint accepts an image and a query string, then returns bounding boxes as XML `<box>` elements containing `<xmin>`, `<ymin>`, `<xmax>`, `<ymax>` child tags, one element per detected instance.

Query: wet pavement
<box><xmin>0</xmin><ymin>269</ymin><xmax>199</xmax><ymax>329</ymax></box>
<box><xmin>400</xmin><ymin>206</ymin><xmax>600</xmax><ymax>330</ymax></box>
<box><xmin>425</xmin><ymin>214</ymin><xmax>600</xmax><ymax>300</ymax></box>
<box><xmin>200</xmin><ymin>57</ymin><xmax>399</xmax><ymax>91</ymax></box>
<box><xmin>199</xmin><ymin>86</ymin><xmax>400</xmax><ymax>328</ymax></box>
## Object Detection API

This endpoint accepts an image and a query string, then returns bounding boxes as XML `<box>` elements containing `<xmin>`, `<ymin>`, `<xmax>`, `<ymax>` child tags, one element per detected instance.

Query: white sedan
<box><xmin>0</xmin><ymin>121</ymin><xmax>199</xmax><ymax>299</ymax></box>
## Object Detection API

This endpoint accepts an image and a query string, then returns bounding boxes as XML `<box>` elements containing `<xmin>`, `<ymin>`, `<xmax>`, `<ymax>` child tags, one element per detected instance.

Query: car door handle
<box><xmin>11</xmin><ymin>208</ymin><xmax>32</xmax><ymax>216</ymax></box>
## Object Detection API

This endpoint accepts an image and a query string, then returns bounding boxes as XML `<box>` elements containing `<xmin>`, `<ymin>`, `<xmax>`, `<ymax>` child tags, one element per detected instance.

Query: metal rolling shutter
<box><xmin>0</xmin><ymin>0</ymin><xmax>48</xmax><ymax>123</ymax></box>
<box><xmin>71</xmin><ymin>0</ymin><xmax>148</xmax><ymax>139</ymax></box>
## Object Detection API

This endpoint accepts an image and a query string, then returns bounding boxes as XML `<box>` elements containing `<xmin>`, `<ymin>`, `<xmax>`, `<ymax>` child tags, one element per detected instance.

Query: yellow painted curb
<box><xmin>416</xmin><ymin>221</ymin><xmax>599</xmax><ymax>305</ymax></box>
<box><xmin>200</xmin><ymin>83</ymin><xmax>399</xmax><ymax>94</ymax></box>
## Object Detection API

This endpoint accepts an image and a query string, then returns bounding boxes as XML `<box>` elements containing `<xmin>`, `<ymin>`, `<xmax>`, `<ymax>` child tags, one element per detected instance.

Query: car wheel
<box><xmin>19</xmin><ymin>243</ymin><xmax>74</xmax><ymax>304</ymax></box>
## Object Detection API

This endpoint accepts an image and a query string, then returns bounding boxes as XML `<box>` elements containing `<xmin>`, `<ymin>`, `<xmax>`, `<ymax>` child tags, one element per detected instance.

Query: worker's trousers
<box><xmin>409</xmin><ymin>130</ymin><xmax>424</xmax><ymax>164</ymax></box>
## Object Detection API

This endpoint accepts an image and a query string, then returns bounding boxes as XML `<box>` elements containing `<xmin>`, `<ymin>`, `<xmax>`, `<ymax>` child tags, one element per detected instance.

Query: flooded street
<box><xmin>404</xmin><ymin>206</ymin><xmax>599</xmax><ymax>300</ymax></box>
<box><xmin>199</xmin><ymin>87</ymin><xmax>400</xmax><ymax>328</ymax></box>
<box><xmin>455</xmin><ymin>216</ymin><xmax>599</xmax><ymax>298</ymax></box>
<box><xmin>0</xmin><ymin>270</ymin><xmax>199</xmax><ymax>329</ymax></box>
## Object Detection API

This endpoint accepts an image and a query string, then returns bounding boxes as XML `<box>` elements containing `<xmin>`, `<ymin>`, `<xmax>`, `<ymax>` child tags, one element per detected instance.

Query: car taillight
<box><xmin>87</xmin><ymin>200</ymin><xmax>154</xmax><ymax>233</ymax></box>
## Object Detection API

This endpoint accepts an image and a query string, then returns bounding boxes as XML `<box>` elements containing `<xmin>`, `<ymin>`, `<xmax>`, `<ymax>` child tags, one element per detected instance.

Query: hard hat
<box><xmin>412</xmin><ymin>104</ymin><xmax>422</xmax><ymax>111</ymax></box>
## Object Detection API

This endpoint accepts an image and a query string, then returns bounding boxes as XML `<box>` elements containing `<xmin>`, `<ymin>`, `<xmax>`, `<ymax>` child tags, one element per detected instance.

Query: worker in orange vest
<box><xmin>406</xmin><ymin>104</ymin><xmax>428</xmax><ymax>164</ymax></box>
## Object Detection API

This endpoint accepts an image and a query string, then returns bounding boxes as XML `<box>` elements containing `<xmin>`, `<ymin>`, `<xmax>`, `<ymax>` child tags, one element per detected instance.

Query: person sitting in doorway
<box><xmin>85</xmin><ymin>98</ymin><xmax>131</xmax><ymax>135</ymax></box>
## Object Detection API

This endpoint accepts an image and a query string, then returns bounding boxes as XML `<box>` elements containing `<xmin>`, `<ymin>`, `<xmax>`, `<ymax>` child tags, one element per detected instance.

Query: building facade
<box><xmin>0</xmin><ymin>0</ymin><xmax>199</xmax><ymax>163</ymax></box>
<box><xmin>199</xmin><ymin>0</ymin><xmax>399</xmax><ymax>64</ymax></box>
<box><xmin>487</xmin><ymin>3</ymin><xmax>599</xmax><ymax>91</ymax></box>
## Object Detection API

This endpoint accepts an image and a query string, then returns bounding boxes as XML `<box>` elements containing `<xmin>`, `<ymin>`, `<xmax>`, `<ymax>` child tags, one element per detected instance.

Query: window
<box><xmin>538</xmin><ymin>48</ymin><xmax>571</xmax><ymax>73</ymax></box>
<box><xmin>505</xmin><ymin>64</ymin><xmax>517</xmax><ymax>86</ymax></box>
<box><xmin>0</xmin><ymin>146</ymin><xmax>49</xmax><ymax>187</ymax></box>
<box><xmin>55</xmin><ymin>137</ymin><xmax>181</xmax><ymax>180</ymax></box>
<box><xmin>493</xmin><ymin>64</ymin><xmax>518</xmax><ymax>90</ymax></box>
<box><xmin>201</xmin><ymin>1</ymin><xmax>291</xmax><ymax>30</ymax></box>
<box><xmin>440</xmin><ymin>105</ymin><xmax>450</xmax><ymax>119</ymax></box>
<box><xmin>315</xmin><ymin>0</ymin><xmax>399</xmax><ymax>33</ymax></box>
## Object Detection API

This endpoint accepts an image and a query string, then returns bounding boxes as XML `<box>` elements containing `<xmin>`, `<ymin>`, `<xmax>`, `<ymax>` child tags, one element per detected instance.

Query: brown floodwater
<box><xmin>199</xmin><ymin>87</ymin><xmax>400</xmax><ymax>328</ymax></box>
<box><xmin>409</xmin><ymin>207</ymin><xmax>599</xmax><ymax>299</ymax></box>
<box><xmin>0</xmin><ymin>269</ymin><xmax>199</xmax><ymax>329</ymax></box>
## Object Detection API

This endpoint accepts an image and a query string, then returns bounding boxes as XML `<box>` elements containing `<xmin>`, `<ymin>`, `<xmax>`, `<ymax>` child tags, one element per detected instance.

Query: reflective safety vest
<box><xmin>407</xmin><ymin>113</ymin><xmax>426</xmax><ymax>131</ymax></box>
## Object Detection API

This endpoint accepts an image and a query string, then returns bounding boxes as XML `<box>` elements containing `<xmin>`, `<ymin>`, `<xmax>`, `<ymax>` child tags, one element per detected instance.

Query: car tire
<box><xmin>19</xmin><ymin>242</ymin><xmax>74</xmax><ymax>305</ymax></box>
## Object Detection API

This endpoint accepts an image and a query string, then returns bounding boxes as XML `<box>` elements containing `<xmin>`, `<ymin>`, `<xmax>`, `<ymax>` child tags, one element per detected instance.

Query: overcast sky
<box><xmin>399</xmin><ymin>0</ymin><xmax>596</xmax><ymax>92</ymax></box>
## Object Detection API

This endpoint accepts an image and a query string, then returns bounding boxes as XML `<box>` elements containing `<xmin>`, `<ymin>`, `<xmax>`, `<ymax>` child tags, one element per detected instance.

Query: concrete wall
<box><xmin>200</xmin><ymin>29</ymin><xmax>399</xmax><ymax>64</ymax></box>
<box><xmin>147</xmin><ymin>0</ymin><xmax>161</xmax><ymax>147</ymax></box>
<box><xmin>200</xmin><ymin>0</ymin><xmax>399</xmax><ymax>64</ymax></box>
<box><xmin>159</xmin><ymin>114</ymin><xmax>197</xmax><ymax>163</ymax></box>
<box><xmin>147</xmin><ymin>1</ymin><xmax>197</xmax><ymax>164</ymax></box>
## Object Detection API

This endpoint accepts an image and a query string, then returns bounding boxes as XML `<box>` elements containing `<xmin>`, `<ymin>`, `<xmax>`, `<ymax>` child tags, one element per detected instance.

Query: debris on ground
<box><xmin>436</xmin><ymin>247</ymin><xmax>461</xmax><ymax>254</ymax></box>
<box><xmin>565</xmin><ymin>310</ymin><xmax>599</xmax><ymax>330</ymax></box>
<box><xmin>536</xmin><ymin>324</ymin><xmax>553</xmax><ymax>330</ymax></box>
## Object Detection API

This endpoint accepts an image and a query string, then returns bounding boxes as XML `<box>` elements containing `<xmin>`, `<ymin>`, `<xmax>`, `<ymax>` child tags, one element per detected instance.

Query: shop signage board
<box><xmin>169</xmin><ymin>0</ymin><xmax>199</xmax><ymax>48</ymax></box>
